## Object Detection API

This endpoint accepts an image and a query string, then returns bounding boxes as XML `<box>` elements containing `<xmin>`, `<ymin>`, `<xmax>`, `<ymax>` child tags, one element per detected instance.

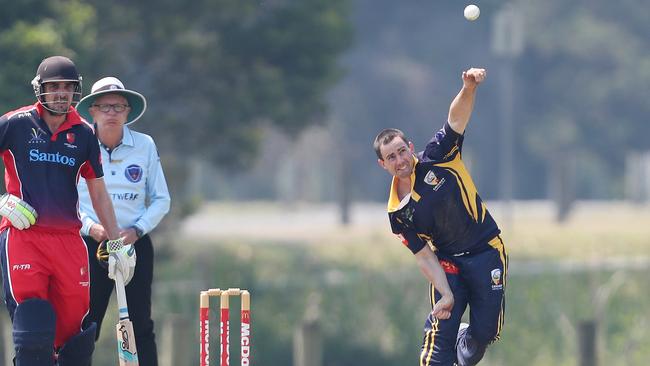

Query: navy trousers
<box><xmin>84</xmin><ymin>235</ymin><xmax>158</xmax><ymax>366</ymax></box>
<box><xmin>419</xmin><ymin>236</ymin><xmax>507</xmax><ymax>366</ymax></box>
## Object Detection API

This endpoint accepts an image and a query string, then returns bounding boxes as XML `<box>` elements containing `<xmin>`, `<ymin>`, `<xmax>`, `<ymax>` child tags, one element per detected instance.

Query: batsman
<box><xmin>374</xmin><ymin>68</ymin><xmax>508</xmax><ymax>365</ymax></box>
<box><xmin>0</xmin><ymin>56</ymin><xmax>133</xmax><ymax>365</ymax></box>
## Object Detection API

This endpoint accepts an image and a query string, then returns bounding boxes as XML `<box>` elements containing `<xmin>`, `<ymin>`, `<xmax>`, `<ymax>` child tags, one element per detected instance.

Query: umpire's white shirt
<box><xmin>78</xmin><ymin>126</ymin><xmax>171</xmax><ymax>236</ymax></box>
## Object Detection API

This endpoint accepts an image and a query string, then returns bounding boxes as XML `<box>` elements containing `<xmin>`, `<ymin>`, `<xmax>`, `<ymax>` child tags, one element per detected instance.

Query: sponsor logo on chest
<box><xmin>424</xmin><ymin>170</ymin><xmax>446</xmax><ymax>191</ymax></box>
<box><xmin>64</xmin><ymin>132</ymin><xmax>77</xmax><ymax>149</ymax></box>
<box><xmin>109</xmin><ymin>192</ymin><xmax>140</xmax><ymax>201</ymax></box>
<box><xmin>29</xmin><ymin>149</ymin><xmax>76</xmax><ymax>166</ymax></box>
<box><xmin>28</xmin><ymin>128</ymin><xmax>47</xmax><ymax>144</ymax></box>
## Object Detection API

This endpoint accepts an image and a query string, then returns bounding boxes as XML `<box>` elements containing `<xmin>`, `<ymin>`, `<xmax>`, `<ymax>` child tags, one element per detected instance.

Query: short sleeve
<box><xmin>0</xmin><ymin>115</ymin><xmax>11</xmax><ymax>151</ymax></box>
<box><xmin>421</xmin><ymin>122</ymin><xmax>464</xmax><ymax>162</ymax></box>
<box><xmin>389</xmin><ymin>211</ymin><xmax>427</xmax><ymax>254</ymax></box>
<box><xmin>80</xmin><ymin>131</ymin><xmax>104</xmax><ymax>179</ymax></box>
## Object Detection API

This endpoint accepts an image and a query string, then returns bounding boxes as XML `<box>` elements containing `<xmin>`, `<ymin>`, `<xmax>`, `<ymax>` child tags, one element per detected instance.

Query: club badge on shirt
<box><xmin>64</xmin><ymin>132</ymin><xmax>77</xmax><ymax>149</ymax></box>
<box><xmin>424</xmin><ymin>170</ymin><xmax>439</xmax><ymax>185</ymax></box>
<box><xmin>125</xmin><ymin>164</ymin><xmax>143</xmax><ymax>183</ymax></box>
<box><xmin>424</xmin><ymin>170</ymin><xmax>446</xmax><ymax>191</ymax></box>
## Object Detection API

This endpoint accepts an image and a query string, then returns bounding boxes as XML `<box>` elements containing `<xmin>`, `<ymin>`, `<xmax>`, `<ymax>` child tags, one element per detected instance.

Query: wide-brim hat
<box><xmin>76</xmin><ymin>77</ymin><xmax>146</xmax><ymax>125</ymax></box>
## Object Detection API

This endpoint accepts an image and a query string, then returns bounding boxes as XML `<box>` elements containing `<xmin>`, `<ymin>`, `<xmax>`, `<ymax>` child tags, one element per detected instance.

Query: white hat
<box><xmin>76</xmin><ymin>77</ymin><xmax>147</xmax><ymax>125</ymax></box>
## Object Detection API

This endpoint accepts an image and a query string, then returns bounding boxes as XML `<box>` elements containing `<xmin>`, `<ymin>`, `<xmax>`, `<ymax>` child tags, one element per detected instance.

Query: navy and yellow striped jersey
<box><xmin>387</xmin><ymin>122</ymin><xmax>500</xmax><ymax>255</ymax></box>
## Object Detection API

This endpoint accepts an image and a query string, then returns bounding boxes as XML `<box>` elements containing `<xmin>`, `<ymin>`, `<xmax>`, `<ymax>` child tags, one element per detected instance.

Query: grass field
<box><xmin>54</xmin><ymin>201</ymin><xmax>650</xmax><ymax>365</ymax></box>
<box><xmin>181</xmin><ymin>200</ymin><xmax>650</xmax><ymax>261</ymax></box>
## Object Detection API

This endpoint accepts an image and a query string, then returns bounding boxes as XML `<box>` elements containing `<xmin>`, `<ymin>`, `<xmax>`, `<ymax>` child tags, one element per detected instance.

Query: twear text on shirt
<box><xmin>110</xmin><ymin>192</ymin><xmax>139</xmax><ymax>201</ymax></box>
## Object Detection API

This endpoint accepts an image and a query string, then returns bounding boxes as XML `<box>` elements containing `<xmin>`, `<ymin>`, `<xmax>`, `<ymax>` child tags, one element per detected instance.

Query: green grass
<box><xmin>87</xmin><ymin>201</ymin><xmax>650</xmax><ymax>365</ymax></box>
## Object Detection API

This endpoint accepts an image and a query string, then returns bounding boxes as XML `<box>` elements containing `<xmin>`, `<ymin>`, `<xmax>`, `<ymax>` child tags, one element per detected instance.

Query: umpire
<box><xmin>76</xmin><ymin>76</ymin><xmax>171</xmax><ymax>366</ymax></box>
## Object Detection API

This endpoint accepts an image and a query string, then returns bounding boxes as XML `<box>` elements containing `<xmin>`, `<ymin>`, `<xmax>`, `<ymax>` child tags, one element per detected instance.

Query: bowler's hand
<box><xmin>432</xmin><ymin>293</ymin><xmax>454</xmax><ymax>320</ymax></box>
<box><xmin>462</xmin><ymin>68</ymin><xmax>487</xmax><ymax>89</ymax></box>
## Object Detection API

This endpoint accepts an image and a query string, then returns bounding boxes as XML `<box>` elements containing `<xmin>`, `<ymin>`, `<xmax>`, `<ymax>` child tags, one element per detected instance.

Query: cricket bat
<box><xmin>114</xmin><ymin>271</ymin><xmax>139</xmax><ymax>365</ymax></box>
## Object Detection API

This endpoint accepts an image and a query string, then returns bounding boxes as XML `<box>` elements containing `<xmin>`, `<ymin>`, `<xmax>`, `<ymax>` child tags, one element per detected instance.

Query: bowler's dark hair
<box><xmin>373</xmin><ymin>128</ymin><xmax>409</xmax><ymax>160</ymax></box>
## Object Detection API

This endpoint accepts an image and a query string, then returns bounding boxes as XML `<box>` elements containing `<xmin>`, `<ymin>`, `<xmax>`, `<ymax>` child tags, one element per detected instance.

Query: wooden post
<box><xmin>1</xmin><ymin>312</ymin><xmax>12</xmax><ymax>366</ymax></box>
<box><xmin>160</xmin><ymin>314</ymin><xmax>190</xmax><ymax>366</ymax></box>
<box><xmin>293</xmin><ymin>293</ymin><xmax>323</xmax><ymax>366</ymax></box>
<box><xmin>578</xmin><ymin>320</ymin><xmax>597</xmax><ymax>366</ymax></box>
<box><xmin>293</xmin><ymin>319</ymin><xmax>322</xmax><ymax>366</ymax></box>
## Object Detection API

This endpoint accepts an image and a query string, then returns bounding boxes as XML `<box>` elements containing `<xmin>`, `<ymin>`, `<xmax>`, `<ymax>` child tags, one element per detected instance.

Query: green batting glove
<box><xmin>0</xmin><ymin>194</ymin><xmax>37</xmax><ymax>230</ymax></box>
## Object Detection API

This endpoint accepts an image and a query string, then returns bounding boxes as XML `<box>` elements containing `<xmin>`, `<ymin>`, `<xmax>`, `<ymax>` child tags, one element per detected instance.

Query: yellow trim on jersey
<box><xmin>444</xmin><ymin>168</ymin><xmax>475</xmax><ymax>221</ymax></box>
<box><xmin>412</xmin><ymin>190</ymin><xmax>421</xmax><ymax>202</ymax></box>
<box><xmin>418</xmin><ymin>233</ymin><xmax>432</xmax><ymax>242</ymax></box>
<box><xmin>442</xmin><ymin>144</ymin><xmax>460</xmax><ymax>161</ymax></box>
<box><xmin>387</xmin><ymin>157</ymin><xmax>419</xmax><ymax>212</ymax></box>
<box><xmin>437</xmin><ymin>154</ymin><xmax>482</xmax><ymax>222</ymax></box>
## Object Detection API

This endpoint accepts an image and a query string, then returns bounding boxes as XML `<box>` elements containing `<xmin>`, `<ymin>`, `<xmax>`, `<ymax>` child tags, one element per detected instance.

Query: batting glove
<box><xmin>0</xmin><ymin>193</ymin><xmax>37</xmax><ymax>230</ymax></box>
<box><xmin>97</xmin><ymin>238</ymin><xmax>137</xmax><ymax>285</ymax></box>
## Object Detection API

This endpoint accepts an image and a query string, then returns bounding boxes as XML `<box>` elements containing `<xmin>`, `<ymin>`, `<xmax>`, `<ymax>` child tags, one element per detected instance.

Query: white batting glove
<box><xmin>106</xmin><ymin>238</ymin><xmax>137</xmax><ymax>286</ymax></box>
<box><xmin>0</xmin><ymin>193</ymin><xmax>37</xmax><ymax>230</ymax></box>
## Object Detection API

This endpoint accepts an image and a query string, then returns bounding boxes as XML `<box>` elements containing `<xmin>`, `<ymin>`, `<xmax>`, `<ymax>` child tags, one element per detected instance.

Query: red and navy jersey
<box><xmin>388</xmin><ymin>122</ymin><xmax>500</xmax><ymax>255</ymax></box>
<box><xmin>0</xmin><ymin>103</ymin><xmax>103</xmax><ymax>233</ymax></box>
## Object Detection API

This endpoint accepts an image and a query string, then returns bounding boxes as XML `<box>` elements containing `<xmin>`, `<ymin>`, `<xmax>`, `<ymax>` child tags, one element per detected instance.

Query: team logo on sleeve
<box><xmin>28</xmin><ymin>128</ymin><xmax>46</xmax><ymax>144</ymax></box>
<box><xmin>125</xmin><ymin>164</ymin><xmax>143</xmax><ymax>183</ymax></box>
<box><xmin>490</xmin><ymin>269</ymin><xmax>503</xmax><ymax>290</ymax></box>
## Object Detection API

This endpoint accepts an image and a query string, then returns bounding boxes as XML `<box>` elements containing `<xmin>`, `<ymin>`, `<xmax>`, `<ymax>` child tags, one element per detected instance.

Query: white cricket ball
<box><xmin>464</xmin><ymin>4</ymin><xmax>480</xmax><ymax>21</ymax></box>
